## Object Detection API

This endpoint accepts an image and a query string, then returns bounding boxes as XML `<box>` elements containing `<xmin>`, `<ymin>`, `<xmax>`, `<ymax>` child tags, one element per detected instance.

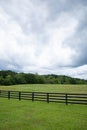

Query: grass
<box><xmin>0</xmin><ymin>84</ymin><xmax>87</xmax><ymax>130</ymax></box>
<box><xmin>0</xmin><ymin>84</ymin><xmax>87</xmax><ymax>93</ymax></box>
<box><xmin>0</xmin><ymin>98</ymin><xmax>87</xmax><ymax>130</ymax></box>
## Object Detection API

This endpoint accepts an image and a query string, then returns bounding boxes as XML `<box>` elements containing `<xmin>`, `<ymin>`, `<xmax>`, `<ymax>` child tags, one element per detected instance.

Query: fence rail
<box><xmin>0</xmin><ymin>90</ymin><xmax>87</xmax><ymax>105</ymax></box>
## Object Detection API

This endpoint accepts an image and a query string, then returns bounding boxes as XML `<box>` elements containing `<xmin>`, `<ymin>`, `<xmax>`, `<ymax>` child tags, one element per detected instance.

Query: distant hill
<box><xmin>0</xmin><ymin>70</ymin><xmax>87</xmax><ymax>85</ymax></box>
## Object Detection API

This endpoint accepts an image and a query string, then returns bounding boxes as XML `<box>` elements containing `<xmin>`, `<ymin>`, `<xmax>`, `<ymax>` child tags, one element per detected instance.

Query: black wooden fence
<box><xmin>0</xmin><ymin>90</ymin><xmax>87</xmax><ymax>105</ymax></box>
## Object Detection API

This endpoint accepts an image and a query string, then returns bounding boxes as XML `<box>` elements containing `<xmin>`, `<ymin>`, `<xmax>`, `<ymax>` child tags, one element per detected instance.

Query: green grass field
<box><xmin>0</xmin><ymin>84</ymin><xmax>87</xmax><ymax>93</ymax></box>
<box><xmin>0</xmin><ymin>84</ymin><xmax>87</xmax><ymax>130</ymax></box>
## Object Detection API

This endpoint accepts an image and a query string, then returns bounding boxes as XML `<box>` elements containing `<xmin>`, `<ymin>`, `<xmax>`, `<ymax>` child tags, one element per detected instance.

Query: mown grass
<box><xmin>0</xmin><ymin>98</ymin><xmax>87</xmax><ymax>130</ymax></box>
<box><xmin>0</xmin><ymin>84</ymin><xmax>87</xmax><ymax>130</ymax></box>
<box><xmin>0</xmin><ymin>84</ymin><xmax>87</xmax><ymax>93</ymax></box>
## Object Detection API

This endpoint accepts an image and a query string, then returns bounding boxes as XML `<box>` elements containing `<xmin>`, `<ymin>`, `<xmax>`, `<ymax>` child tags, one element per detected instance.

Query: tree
<box><xmin>14</xmin><ymin>73</ymin><xmax>26</xmax><ymax>84</ymax></box>
<box><xmin>0</xmin><ymin>70</ymin><xmax>87</xmax><ymax>85</ymax></box>
<box><xmin>3</xmin><ymin>75</ymin><xmax>13</xmax><ymax>85</ymax></box>
<box><xmin>0</xmin><ymin>76</ymin><xmax>5</xmax><ymax>85</ymax></box>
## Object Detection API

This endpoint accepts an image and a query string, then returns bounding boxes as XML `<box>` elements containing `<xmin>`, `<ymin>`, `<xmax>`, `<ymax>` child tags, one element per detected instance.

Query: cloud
<box><xmin>0</xmin><ymin>0</ymin><xmax>87</xmax><ymax>79</ymax></box>
<box><xmin>64</xmin><ymin>5</ymin><xmax>87</xmax><ymax>67</ymax></box>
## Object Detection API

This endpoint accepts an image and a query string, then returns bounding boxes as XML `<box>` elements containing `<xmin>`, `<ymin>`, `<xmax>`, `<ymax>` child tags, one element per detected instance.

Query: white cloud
<box><xmin>61</xmin><ymin>65</ymin><xmax>87</xmax><ymax>79</ymax></box>
<box><xmin>35</xmin><ymin>12</ymin><xmax>78</xmax><ymax>69</ymax></box>
<box><xmin>0</xmin><ymin>0</ymin><xmax>87</xmax><ymax>79</ymax></box>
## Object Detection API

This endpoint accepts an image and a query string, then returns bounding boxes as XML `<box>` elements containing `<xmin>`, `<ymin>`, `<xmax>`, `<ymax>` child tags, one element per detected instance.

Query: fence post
<box><xmin>32</xmin><ymin>92</ymin><xmax>34</xmax><ymax>102</ymax></box>
<box><xmin>65</xmin><ymin>94</ymin><xmax>68</xmax><ymax>105</ymax></box>
<box><xmin>19</xmin><ymin>92</ymin><xmax>21</xmax><ymax>101</ymax></box>
<box><xmin>47</xmin><ymin>93</ymin><xmax>49</xmax><ymax>103</ymax></box>
<box><xmin>8</xmin><ymin>91</ymin><xmax>10</xmax><ymax>100</ymax></box>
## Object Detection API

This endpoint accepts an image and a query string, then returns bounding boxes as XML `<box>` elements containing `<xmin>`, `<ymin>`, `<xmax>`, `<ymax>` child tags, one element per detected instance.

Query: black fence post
<box><xmin>32</xmin><ymin>92</ymin><xmax>34</xmax><ymax>102</ymax></box>
<box><xmin>8</xmin><ymin>91</ymin><xmax>10</xmax><ymax>100</ymax></box>
<box><xmin>19</xmin><ymin>92</ymin><xmax>21</xmax><ymax>101</ymax></box>
<box><xmin>65</xmin><ymin>94</ymin><xmax>68</xmax><ymax>105</ymax></box>
<box><xmin>47</xmin><ymin>93</ymin><xmax>49</xmax><ymax>103</ymax></box>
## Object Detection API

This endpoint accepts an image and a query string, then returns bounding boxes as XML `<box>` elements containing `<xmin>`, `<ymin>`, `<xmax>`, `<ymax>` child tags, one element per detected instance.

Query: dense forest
<box><xmin>0</xmin><ymin>70</ymin><xmax>87</xmax><ymax>85</ymax></box>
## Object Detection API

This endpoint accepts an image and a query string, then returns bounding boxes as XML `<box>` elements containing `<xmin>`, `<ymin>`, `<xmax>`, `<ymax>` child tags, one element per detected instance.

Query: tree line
<box><xmin>0</xmin><ymin>70</ymin><xmax>87</xmax><ymax>85</ymax></box>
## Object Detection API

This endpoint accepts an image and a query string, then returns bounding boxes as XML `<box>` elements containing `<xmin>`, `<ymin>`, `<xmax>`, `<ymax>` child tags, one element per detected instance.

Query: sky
<box><xmin>0</xmin><ymin>0</ymin><xmax>87</xmax><ymax>79</ymax></box>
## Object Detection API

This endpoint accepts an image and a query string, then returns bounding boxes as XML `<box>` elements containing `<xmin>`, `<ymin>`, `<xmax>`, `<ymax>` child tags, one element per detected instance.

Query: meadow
<box><xmin>0</xmin><ymin>84</ymin><xmax>87</xmax><ymax>130</ymax></box>
<box><xmin>0</xmin><ymin>84</ymin><xmax>87</xmax><ymax>93</ymax></box>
